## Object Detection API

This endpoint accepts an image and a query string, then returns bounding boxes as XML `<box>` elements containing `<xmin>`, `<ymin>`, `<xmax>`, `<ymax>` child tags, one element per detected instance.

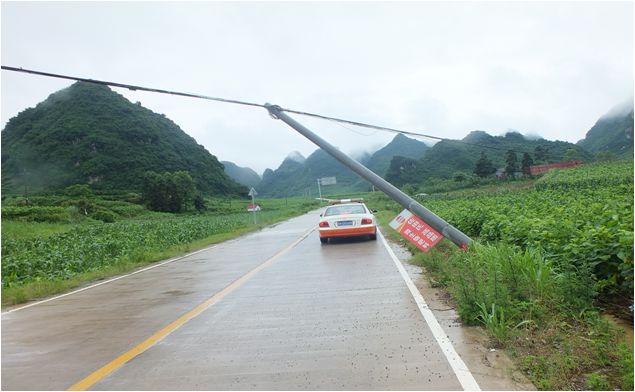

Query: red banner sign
<box><xmin>389</xmin><ymin>209</ymin><xmax>443</xmax><ymax>252</ymax></box>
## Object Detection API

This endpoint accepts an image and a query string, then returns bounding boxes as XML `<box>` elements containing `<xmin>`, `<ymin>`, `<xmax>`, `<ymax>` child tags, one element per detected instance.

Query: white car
<box><xmin>318</xmin><ymin>201</ymin><xmax>377</xmax><ymax>244</ymax></box>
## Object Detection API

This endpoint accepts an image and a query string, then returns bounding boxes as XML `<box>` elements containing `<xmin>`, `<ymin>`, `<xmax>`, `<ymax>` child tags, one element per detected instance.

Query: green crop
<box><xmin>425</xmin><ymin>161</ymin><xmax>634</xmax><ymax>294</ymax></box>
<box><xmin>1</xmin><ymin>215</ymin><xmax>246</xmax><ymax>287</ymax></box>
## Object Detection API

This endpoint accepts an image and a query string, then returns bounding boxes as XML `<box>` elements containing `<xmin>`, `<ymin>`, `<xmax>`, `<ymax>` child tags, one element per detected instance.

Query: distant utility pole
<box><xmin>317</xmin><ymin>178</ymin><xmax>322</xmax><ymax>202</ymax></box>
<box><xmin>265</xmin><ymin>104</ymin><xmax>472</xmax><ymax>250</ymax></box>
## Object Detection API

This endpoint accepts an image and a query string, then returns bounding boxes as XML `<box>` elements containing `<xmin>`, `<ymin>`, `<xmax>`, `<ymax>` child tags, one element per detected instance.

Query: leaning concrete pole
<box><xmin>265</xmin><ymin>104</ymin><xmax>472</xmax><ymax>250</ymax></box>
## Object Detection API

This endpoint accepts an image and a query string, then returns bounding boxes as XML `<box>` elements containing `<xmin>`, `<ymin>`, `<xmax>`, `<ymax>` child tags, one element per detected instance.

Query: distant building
<box><xmin>495</xmin><ymin>168</ymin><xmax>524</xmax><ymax>179</ymax></box>
<box><xmin>529</xmin><ymin>160</ymin><xmax>582</xmax><ymax>176</ymax></box>
<box><xmin>247</xmin><ymin>204</ymin><xmax>261</xmax><ymax>212</ymax></box>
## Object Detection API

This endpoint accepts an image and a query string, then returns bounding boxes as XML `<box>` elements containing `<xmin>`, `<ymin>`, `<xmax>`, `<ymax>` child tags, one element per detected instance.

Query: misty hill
<box><xmin>257</xmin><ymin>134</ymin><xmax>430</xmax><ymax>197</ymax></box>
<box><xmin>365</xmin><ymin>134</ymin><xmax>429</xmax><ymax>176</ymax></box>
<box><xmin>258</xmin><ymin>149</ymin><xmax>369</xmax><ymax>197</ymax></box>
<box><xmin>577</xmin><ymin>100</ymin><xmax>634</xmax><ymax>158</ymax></box>
<box><xmin>285</xmin><ymin>151</ymin><xmax>306</xmax><ymax>164</ymax></box>
<box><xmin>386</xmin><ymin>131</ymin><xmax>593</xmax><ymax>187</ymax></box>
<box><xmin>221</xmin><ymin>161</ymin><xmax>261</xmax><ymax>189</ymax></box>
<box><xmin>1</xmin><ymin>82</ymin><xmax>245</xmax><ymax>195</ymax></box>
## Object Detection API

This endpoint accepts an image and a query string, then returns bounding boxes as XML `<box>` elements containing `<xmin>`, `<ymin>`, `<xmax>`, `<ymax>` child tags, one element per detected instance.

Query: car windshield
<box><xmin>324</xmin><ymin>205</ymin><xmax>366</xmax><ymax>216</ymax></box>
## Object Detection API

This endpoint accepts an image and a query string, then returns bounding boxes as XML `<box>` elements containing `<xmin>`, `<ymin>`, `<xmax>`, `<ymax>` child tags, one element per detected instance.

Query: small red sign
<box><xmin>389</xmin><ymin>209</ymin><xmax>443</xmax><ymax>252</ymax></box>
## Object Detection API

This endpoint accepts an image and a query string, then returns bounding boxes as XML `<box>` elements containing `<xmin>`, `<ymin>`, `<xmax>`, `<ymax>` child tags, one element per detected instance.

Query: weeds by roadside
<box><xmin>364</xmin><ymin>162</ymin><xmax>634</xmax><ymax>390</ymax></box>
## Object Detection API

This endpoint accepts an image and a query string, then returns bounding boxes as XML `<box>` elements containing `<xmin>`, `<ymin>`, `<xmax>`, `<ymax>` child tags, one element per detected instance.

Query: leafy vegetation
<box><xmin>366</xmin><ymin>159</ymin><xmax>634</xmax><ymax>390</ymax></box>
<box><xmin>473</xmin><ymin>152</ymin><xmax>496</xmax><ymax>178</ymax></box>
<box><xmin>2</xmin><ymin>215</ymin><xmax>245</xmax><ymax>287</ymax></box>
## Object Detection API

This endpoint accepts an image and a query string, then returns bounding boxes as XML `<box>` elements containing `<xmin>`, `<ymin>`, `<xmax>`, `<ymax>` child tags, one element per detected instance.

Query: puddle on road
<box><xmin>385</xmin><ymin>238</ymin><xmax>536</xmax><ymax>391</ymax></box>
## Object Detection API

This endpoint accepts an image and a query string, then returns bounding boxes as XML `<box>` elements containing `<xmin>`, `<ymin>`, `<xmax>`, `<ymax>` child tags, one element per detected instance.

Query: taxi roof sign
<box><xmin>328</xmin><ymin>198</ymin><xmax>364</xmax><ymax>205</ymax></box>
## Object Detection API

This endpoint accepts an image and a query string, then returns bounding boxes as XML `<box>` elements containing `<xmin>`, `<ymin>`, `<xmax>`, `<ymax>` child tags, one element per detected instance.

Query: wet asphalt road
<box><xmin>2</xmin><ymin>210</ymin><xmax>468</xmax><ymax>390</ymax></box>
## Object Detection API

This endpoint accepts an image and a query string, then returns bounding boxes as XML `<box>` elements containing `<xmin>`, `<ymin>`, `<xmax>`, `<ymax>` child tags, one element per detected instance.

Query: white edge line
<box><xmin>2</xmin><ymin>243</ymin><xmax>219</xmax><ymax>315</ymax></box>
<box><xmin>378</xmin><ymin>229</ymin><xmax>481</xmax><ymax>391</ymax></box>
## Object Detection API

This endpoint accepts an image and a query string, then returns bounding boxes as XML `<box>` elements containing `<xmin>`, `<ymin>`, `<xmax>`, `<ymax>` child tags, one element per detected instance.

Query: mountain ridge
<box><xmin>577</xmin><ymin>100</ymin><xmax>634</xmax><ymax>158</ymax></box>
<box><xmin>256</xmin><ymin>134</ymin><xmax>430</xmax><ymax>196</ymax></box>
<box><xmin>1</xmin><ymin>82</ymin><xmax>245</xmax><ymax>195</ymax></box>
<box><xmin>221</xmin><ymin>161</ymin><xmax>261</xmax><ymax>189</ymax></box>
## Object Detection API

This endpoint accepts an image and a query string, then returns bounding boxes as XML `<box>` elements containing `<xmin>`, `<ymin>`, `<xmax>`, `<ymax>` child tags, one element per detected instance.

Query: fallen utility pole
<box><xmin>265</xmin><ymin>104</ymin><xmax>472</xmax><ymax>250</ymax></box>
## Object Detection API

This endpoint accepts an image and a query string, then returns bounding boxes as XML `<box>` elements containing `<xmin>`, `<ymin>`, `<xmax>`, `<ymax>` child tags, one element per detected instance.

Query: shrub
<box><xmin>141</xmin><ymin>171</ymin><xmax>196</xmax><ymax>212</ymax></box>
<box><xmin>92</xmin><ymin>209</ymin><xmax>117</xmax><ymax>223</ymax></box>
<box><xmin>64</xmin><ymin>184</ymin><xmax>93</xmax><ymax>198</ymax></box>
<box><xmin>585</xmin><ymin>373</ymin><xmax>610</xmax><ymax>390</ymax></box>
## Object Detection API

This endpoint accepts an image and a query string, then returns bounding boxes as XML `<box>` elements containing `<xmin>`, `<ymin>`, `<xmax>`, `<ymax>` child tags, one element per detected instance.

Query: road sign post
<box><xmin>265</xmin><ymin>103</ymin><xmax>472</xmax><ymax>250</ymax></box>
<box><xmin>317</xmin><ymin>177</ymin><xmax>336</xmax><ymax>203</ymax></box>
<box><xmin>390</xmin><ymin>209</ymin><xmax>443</xmax><ymax>252</ymax></box>
<box><xmin>248</xmin><ymin>187</ymin><xmax>258</xmax><ymax>224</ymax></box>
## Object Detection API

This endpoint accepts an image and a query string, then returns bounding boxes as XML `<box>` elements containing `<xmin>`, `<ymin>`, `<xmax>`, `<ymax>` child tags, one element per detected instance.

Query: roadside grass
<box><xmin>364</xmin><ymin>181</ymin><xmax>634</xmax><ymax>391</ymax></box>
<box><xmin>1</xmin><ymin>196</ymin><xmax>319</xmax><ymax>308</ymax></box>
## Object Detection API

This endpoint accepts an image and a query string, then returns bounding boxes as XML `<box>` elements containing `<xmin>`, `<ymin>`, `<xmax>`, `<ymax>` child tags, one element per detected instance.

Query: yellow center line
<box><xmin>68</xmin><ymin>227</ymin><xmax>314</xmax><ymax>391</ymax></box>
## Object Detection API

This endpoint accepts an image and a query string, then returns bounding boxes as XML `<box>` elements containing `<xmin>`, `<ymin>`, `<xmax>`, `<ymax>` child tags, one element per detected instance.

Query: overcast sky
<box><xmin>1</xmin><ymin>1</ymin><xmax>633</xmax><ymax>175</ymax></box>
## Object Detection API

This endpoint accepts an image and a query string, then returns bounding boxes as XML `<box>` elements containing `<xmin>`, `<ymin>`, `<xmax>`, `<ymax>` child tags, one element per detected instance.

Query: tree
<box><xmin>402</xmin><ymin>183</ymin><xmax>419</xmax><ymax>196</ymax></box>
<box><xmin>1</xmin><ymin>172</ymin><xmax>14</xmax><ymax>196</ymax></box>
<box><xmin>521</xmin><ymin>153</ymin><xmax>534</xmax><ymax>175</ymax></box>
<box><xmin>565</xmin><ymin>148</ymin><xmax>581</xmax><ymax>162</ymax></box>
<box><xmin>505</xmin><ymin>150</ymin><xmax>518</xmax><ymax>177</ymax></box>
<box><xmin>534</xmin><ymin>146</ymin><xmax>548</xmax><ymax>163</ymax></box>
<box><xmin>473</xmin><ymin>152</ymin><xmax>496</xmax><ymax>178</ymax></box>
<box><xmin>193</xmin><ymin>192</ymin><xmax>207</xmax><ymax>212</ymax></box>
<box><xmin>596</xmin><ymin>151</ymin><xmax>617</xmax><ymax>162</ymax></box>
<box><xmin>64</xmin><ymin>184</ymin><xmax>95</xmax><ymax>215</ymax></box>
<box><xmin>64</xmin><ymin>184</ymin><xmax>93</xmax><ymax>198</ymax></box>
<box><xmin>142</xmin><ymin>171</ymin><xmax>196</xmax><ymax>213</ymax></box>
<box><xmin>453</xmin><ymin>171</ymin><xmax>468</xmax><ymax>182</ymax></box>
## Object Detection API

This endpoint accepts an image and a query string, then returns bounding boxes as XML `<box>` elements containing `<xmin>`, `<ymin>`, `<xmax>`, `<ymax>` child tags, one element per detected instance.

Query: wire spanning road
<box><xmin>2</xmin><ymin>210</ymin><xmax>506</xmax><ymax>391</ymax></box>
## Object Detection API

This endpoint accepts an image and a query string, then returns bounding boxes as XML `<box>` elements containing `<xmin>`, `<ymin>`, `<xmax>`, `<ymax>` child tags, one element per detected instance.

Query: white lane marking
<box><xmin>378</xmin><ymin>230</ymin><xmax>481</xmax><ymax>391</ymax></box>
<box><xmin>2</xmin><ymin>244</ymin><xmax>219</xmax><ymax>315</ymax></box>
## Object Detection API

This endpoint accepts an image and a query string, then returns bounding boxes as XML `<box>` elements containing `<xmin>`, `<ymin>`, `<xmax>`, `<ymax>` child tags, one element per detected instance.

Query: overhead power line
<box><xmin>1</xmin><ymin>65</ymin><xmax>265</xmax><ymax>109</ymax></box>
<box><xmin>2</xmin><ymin>65</ymin><xmax>547</xmax><ymax>156</ymax></box>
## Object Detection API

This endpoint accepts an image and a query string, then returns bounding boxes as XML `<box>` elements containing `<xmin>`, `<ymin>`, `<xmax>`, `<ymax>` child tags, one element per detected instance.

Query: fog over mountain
<box><xmin>285</xmin><ymin>151</ymin><xmax>306</xmax><ymax>164</ymax></box>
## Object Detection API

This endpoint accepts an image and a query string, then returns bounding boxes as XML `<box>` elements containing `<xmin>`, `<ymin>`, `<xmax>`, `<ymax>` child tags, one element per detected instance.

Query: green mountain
<box><xmin>1</xmin><ymin>82</ymin><xmax>245</xmax><ymax>195</ymax></box>
<box><xmin>221</xmin><ymin>161</ymin><xmax>261</xmax><ymax>189</ymax></box>
<box><xmin>365</xmin><ymin>134</ymin><xmax>429</xmax><ymax>176</ymax></box>
<box><xmin>386</xmin><ymin>131</ymin><xmax>593</xmax><ymax>187</ymax></box>
<box><xmin>256</xmin><ymin>134</ymin><xmax>431</xmax><ymax>197</ymax></box>
<box><xmin>577</xmin><ymin>100</ymin><xmax>634</xmax><ymax>158</ymax></box>
<box><xmin>257</xmin><ymin>150</ymin><xmax>370</xmax><ymax>197</ymax></box>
